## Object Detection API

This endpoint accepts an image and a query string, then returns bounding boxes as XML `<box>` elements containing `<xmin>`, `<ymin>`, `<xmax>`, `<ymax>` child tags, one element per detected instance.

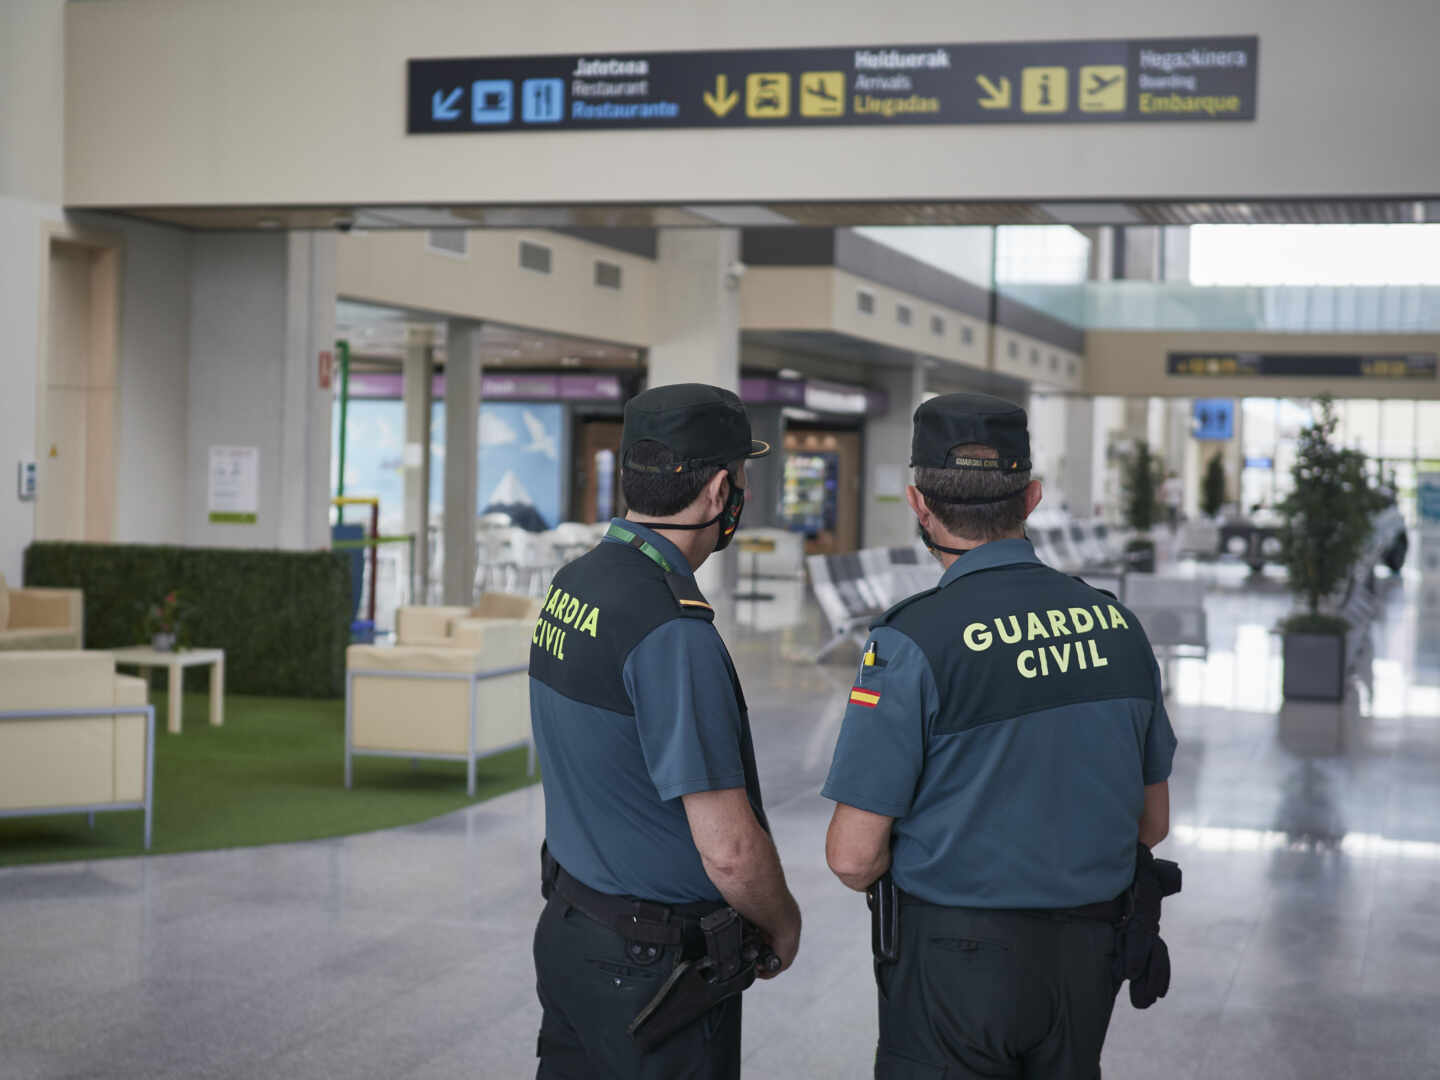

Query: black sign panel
<box><xmin>408</xmin><ymin>35</ymin><xmax>1257</xmax><ymax>135</ymax></box>
<box><xmin>1167</xmin><ymin>353</ymin><xmax>1439</xmax><ymax>379</ymax></box>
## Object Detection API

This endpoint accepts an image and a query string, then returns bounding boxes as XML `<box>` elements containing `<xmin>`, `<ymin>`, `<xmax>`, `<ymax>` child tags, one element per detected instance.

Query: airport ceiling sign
<box><xmin>1168</xmin><ymin>353</ymin><xmax>1438</xmax><ymax>379</ymax></box>
<box><xmin>407</xmin><ymin>35</ymin><xmax>1257</xmax><ymax>134</ymax></box>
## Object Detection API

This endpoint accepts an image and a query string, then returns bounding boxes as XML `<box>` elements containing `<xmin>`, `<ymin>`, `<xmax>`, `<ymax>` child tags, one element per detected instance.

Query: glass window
<box><xmin>1341</xmin><ymin>399</ymin><xmax>1380</xmax><ymax>455</ymax></box>
<box><xmin>1417</xmin><ymin>402</ymin><xmax>1440</xmax><ymax>456</ymax></box>
<box><xmin>1378</xmin><ymin>400</ymin><xmax>1417</xmax><ymax>459</ymax></box>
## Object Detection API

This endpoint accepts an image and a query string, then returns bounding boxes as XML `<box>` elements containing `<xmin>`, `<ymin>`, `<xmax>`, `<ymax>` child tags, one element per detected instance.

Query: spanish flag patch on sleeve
<box><xmin>849</xmin><ymin>686</ymin><xmax>882</xmax><ymax>709</ymax></box>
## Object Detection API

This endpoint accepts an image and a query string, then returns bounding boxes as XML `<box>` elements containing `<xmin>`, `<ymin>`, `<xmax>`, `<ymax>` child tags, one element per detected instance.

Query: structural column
<box><xmin>185</xmin><ymin>231</ymin><xmax>335</xmax><ymax>550</ymax></box>
<box><xmin>442</xmin><ymin>320</ymin><xmax>480</xmax><ymax>605</ymax></box>
<box><xmin>742</xmin><ymin>403</ymin><xmax>786</xmax><ymax>527</ymax></box>
<box><xmin>862</xmin><ymin>360</ymin><xmax>928</xmax><ymax>549</ymax></box>
<box><xmin>647</xmin><ymin>230</ymin><xmax>741</xmax><ymax>392</ymax></box>
<box><xmin>1062</xmin><ymin>396</ymin><xmax>1097</xmax><ymax>518</ymax></box>
<box><xmin>648</xmin><ymin>230</ymin><xmax>743</xmax><ymax>600</ymax></box>
<box><xmin>402</xmin><ymin>341</ymin><xmax>433</xmax><ymax>602</ymax></box>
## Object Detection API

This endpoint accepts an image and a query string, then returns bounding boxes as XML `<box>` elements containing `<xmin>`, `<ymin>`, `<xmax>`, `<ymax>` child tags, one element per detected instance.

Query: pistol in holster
<box><xmin>1113</xmin><ymin>842</ymin><xmax>1182</xmax><ymax>1009</ymax></box>
<box><xmin>626</xmin><ymin>906</ymin><xmax>778</xmax><ymax>1053</ymax></box>
<box><xmin>867</xmin><ymin>872</ymin><xmax>899</xmax><ymax>987</ymax></box>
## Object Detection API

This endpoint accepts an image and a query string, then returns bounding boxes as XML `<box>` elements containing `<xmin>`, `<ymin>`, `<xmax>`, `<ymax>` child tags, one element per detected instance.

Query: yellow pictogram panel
<box><xmin>1020</xmin><ymin>66</ymin><xmax>1068</xmax><ymax>114</ymax></box>
<box><xmin>1079</xmin><ymin>65</ymin><xmax>1126</xmax><ymax>113</ymax></box>
<box><xmin>746</xmin><ymin>72</ymin><xmax>791</xmax><ymax>118</ymax></box>
<box><xmin>799</xmin><ymin>71</ymin><xmax>845</xmax><ymax>117</ymax></box>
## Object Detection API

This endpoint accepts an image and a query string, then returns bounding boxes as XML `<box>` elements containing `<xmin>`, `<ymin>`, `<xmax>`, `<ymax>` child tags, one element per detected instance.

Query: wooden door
<box><xmin>573</xmin><ymin>419</ymin><xmax>624</xmax><ymax>523</ymax></box>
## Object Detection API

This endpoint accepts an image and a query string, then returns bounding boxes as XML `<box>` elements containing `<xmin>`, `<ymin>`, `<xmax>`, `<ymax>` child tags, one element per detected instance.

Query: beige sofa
<box><xmin>0</xmin><ymin>572</ymin><xmax>84</xmax><ymax>650</ymax></box>
<box><xmin>0</xmin><ymin>651</ymin><xmax>155</xmax><ymax>848</ymax></box>
<box><xmin>346</xmin><ymin>613</ymin><xmax>535</xmax><ymax>795</ymax></box>
<box><xmin>393</xmin><ymin>591</ymin><xmax>542</xmax><ymax>647</ymax></box>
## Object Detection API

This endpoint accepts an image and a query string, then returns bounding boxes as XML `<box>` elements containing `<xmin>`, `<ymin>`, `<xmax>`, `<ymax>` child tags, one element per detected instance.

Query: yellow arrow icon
<box><xmin>976</xmin><ymin>75</ymin><xmax>1012</xmax><ymax>109</ymax></box>
<box><xmin>704</xmin><ymin>74</ymin><xmax>740</xmax><ymax>117</ymax></box>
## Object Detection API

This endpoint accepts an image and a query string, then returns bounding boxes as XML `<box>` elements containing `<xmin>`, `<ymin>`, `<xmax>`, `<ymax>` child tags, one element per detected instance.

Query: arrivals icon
<box><xmin>800</xmin><ymin>71</ymin><xmax>845</xmax><ymax>117</ymax></box>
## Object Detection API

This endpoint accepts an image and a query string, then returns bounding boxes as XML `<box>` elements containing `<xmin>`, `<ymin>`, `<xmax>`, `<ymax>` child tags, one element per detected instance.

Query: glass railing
<box><xmin>997</xmin><ymin>282</ymin><xmax>1440</xmax><ymax>332</ymax></box>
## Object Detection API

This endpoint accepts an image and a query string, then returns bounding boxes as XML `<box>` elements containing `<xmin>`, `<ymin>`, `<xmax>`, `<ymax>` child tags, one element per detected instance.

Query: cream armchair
<box><xmin>345</xmin><ymin>615</ymin><xmax>535</xmax><ymax>794</ymax></box>
<box><xmin>394</xmin><ymin>591</ymin><xmax>542</xmax><ymax>647</ymax></box>
<box><xmin>0</xmin><ymin>651</ymin><xmax>155</xmax><ymax>848</ymax></box>
<box><xmin>0</xmin><ymin>572</ymin><xmax>84</xmax><ymax>650</ymax></box>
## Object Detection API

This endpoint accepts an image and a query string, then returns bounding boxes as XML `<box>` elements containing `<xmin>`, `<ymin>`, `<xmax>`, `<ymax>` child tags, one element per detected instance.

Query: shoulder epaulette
<box><xmin>872</xmin><ymin>585</ymin><xmax>943</xmax><ymax>629</ymax></box>
<box><xmin>1070</xmin><ymin>574</ymin><xmax>1119</xmax><ymax>601</ymax></box>
<box><xmin>665</xmin><ymin>573</ymin><xmax>715</xmax><ymax>620</ymax></box>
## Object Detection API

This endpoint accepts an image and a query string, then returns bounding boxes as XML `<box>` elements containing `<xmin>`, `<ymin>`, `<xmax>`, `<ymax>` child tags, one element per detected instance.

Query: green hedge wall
<box><xmin>23</xmin><ymin>542</ymin><xmax>351</xmax><ymax>698</ymax></box>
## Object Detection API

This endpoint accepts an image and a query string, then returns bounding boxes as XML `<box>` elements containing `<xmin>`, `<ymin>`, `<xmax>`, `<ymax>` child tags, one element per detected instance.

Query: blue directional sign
<box><xmin>431</xmin><ymin>87</ymin><xmax>464</xmax><ymax>122</ymax></box>
<box><xmin>1193</xmin><ymin>398</ymin><xmax>1234</xmax><ymax>440</ymax></box>
<box><xmin>523</xmin><ymin>78</ymin><xmax>565</xmax><ymax>123</ymax></box>
<box><xmin>470</xmin><ymin>80</ymin><xmax>514</xmax><ymax>125</ymax></box>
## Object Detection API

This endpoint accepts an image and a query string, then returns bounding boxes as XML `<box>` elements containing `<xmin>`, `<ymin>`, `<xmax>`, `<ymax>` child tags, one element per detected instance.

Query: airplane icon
<box><xmin>1087</xmin><ymin>71</ymin><xmax>1123</xmax><ymax>94</ymax></box>
<box><xmin>805</xmin><ymin>78</ymin><xmax>839</xmax><ymax>102</ymax></box>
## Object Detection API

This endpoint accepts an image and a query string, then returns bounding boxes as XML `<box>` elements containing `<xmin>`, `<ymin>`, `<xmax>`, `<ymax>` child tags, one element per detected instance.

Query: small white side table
<box><xmin>110</xmin><ymin>647</ymin><xmax>225</xmax><ymax>735</ymax></box>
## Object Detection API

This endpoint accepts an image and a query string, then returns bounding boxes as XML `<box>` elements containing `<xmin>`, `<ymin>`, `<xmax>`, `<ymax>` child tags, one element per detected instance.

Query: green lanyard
<box><xmin>606</xmin><ymin>522</ymin><xmax>674</xmax><ymax>574</ymax></box>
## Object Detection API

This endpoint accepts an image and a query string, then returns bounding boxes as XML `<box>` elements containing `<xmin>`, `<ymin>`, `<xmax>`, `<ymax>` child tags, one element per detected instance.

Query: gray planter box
<box><xmin>1282</xmin><ymin>631</ymin><xmax>1346</xmax><ymax>701</ymax></box>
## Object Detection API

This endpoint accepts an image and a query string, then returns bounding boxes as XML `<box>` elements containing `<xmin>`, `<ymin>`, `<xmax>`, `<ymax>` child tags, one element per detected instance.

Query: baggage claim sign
<box><xmin>407</xmin><ymin>36</ymin><xmax>1257</xmax><ymax>134</ymax></box>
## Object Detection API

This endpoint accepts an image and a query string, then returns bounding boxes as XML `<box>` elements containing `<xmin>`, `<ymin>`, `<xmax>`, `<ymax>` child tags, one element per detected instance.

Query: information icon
<box><xmin>523</xmin><ymin>78</ymin><xmax>565</xmax><ymax>123</ymax></box>
<box><xmin>1020</xmin><ymin>67</ymin><xmax>1068</xmax><ymax>114</ymax></box>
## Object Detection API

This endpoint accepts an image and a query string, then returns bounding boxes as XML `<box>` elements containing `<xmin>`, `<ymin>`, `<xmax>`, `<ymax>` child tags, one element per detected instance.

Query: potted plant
<box><xmin>1202</xmin><ymin>453</ymin><xmax>1227</xmax><ymax>519</ymax></box>
<box><xmin>143</xmin><ymin>590</ymin><xmax>190</xmax><ymax>652</ymax></box>
<box><xmin>1276</xmin><ymin>396</ymin><xmax>1386</xmax><ymax>701</ymax></box>
<box><xmin>1122</xmin><ymin>440</ymin><xmax>1163</xmax><ymax>572</ymax></box>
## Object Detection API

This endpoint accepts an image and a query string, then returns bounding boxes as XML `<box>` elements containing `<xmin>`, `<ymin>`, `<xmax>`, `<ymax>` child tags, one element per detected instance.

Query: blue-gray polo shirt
<box><xmin>822</xmin><ymin>538</ymin><xmax>1177</xmax><ymax>909</ymax></box>
<box><xmin>529</xmin><ymin>519</ymin><xmax>764</xmax><ymax>904</ymax></box>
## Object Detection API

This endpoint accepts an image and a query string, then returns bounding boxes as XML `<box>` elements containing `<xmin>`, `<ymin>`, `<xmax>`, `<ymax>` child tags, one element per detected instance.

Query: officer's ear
<box><xmin>702</xmin><ymin>467</ymin><xmax>731</xmax><ymax>514</ymax></box>
<box><xmin>1022</xmin><ymin>479</ymin><xmax>1043</xmax><ymax>519</ymax></box>
<box><xmin>905</xmin><ymin>485</ymin><xmax>933</xmax><ymax>528</ymax></box>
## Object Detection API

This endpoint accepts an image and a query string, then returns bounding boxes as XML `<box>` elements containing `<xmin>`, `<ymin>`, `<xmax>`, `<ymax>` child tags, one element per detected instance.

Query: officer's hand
<box><xmin>758</xmin><ymin>905</ymin><xmax>801</xmax><ymax>979</ymax></box>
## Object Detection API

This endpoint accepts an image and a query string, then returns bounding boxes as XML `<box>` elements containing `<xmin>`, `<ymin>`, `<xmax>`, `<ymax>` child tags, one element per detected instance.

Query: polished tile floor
<box><xmin>3</xmin><ymin>562</ymin><xmax>1440</xmax><ymax>1078</ymax></box>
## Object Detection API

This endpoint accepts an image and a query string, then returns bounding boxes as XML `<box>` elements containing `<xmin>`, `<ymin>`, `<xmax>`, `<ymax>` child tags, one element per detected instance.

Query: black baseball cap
<box><xmin>621</xmin><ymin>383</ymin><xmax>771</xmax><ymax>473</ymax></box>
<box><xmin>910</xmin><ymin>392</ymin><xmax>1031</xmax><ymax>473</ymax></box>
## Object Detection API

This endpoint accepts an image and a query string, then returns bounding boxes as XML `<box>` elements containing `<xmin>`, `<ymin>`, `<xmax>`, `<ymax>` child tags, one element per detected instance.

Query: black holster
<box><xmin>1114</xmin><ymin>843</ymin><xmax>1182</xmax><ymax>1009</ymax></box>
<box><xmin>626</xmin><ymin>907</ymin><xmax>774</xmax><ymax>1052</ymax></box>
<box><xmin>867</xmin><ymin>872</ymin><xmax>899</xmax><ymax>967</ymax></box>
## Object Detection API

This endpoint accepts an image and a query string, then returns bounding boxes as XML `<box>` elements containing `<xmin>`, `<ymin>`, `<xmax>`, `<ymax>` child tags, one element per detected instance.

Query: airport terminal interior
<box><xmin>4</xmin><ymin>1</ymin><xmax>1440</xmax><ymax>1076</ymax></box>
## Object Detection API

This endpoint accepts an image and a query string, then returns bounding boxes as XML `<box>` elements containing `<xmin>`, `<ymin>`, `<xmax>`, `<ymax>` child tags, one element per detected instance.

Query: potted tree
<box><xmin>1122</xmin><ymin>440</ymin><xmax>1163</xmax><ymax>572</ymax></box>
<box><xmin>1202</xmin><ymin>453</ymin><xmax>1227</xmax><ymax>520</ymax></box>
<box><xmin>1277</xmin><ymin>396</ymin><xmax>1386</xmax><ymax>701</ymax></box>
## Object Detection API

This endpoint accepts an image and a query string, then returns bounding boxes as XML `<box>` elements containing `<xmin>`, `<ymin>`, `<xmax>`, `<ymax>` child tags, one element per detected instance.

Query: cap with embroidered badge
<box><xmin>621</xmin><ymin>383</ymin><xmax>771</xmax><ymax>473</ymax></box>
<box><xmin>910</xmin><ymin>392</ymin><xmax>1031</xmax><ymax>474</ymax></box>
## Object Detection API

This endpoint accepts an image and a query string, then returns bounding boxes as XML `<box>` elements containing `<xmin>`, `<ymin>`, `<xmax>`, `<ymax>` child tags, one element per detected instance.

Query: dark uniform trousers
<box><xmin>534</xmin><ymin>894</ymin><xmax>742</xmax><ymax>1080</ymax></box>
<box><xmin>875</xmin><ymin>900</ymin><xmax>1120</xmax><ymax>1080</ymax></box>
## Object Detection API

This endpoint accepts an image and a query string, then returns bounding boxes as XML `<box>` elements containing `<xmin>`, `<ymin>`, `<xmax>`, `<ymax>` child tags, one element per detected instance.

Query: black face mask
<box><xmin>647</xmin><ymin>473</ymin><xmax>746</xmax><ymax>552</ymax></box>
<box><xmin>918</xmin><ymin>522</ymin><xmax>973</xmax><ymax>559</ymax></box>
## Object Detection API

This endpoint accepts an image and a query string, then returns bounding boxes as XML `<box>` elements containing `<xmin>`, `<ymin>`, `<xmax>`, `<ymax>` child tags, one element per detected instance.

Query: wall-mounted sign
<box><xmin>409</xmin><ymin>35</ymin><xmax>1257</xmax><ymax>135</ymax></box>
<box><xmin>1168</xmin><ymin>352</ymin><xmax>1438</xmax><ymax>378</ymax></box>
<box><xmin>208</xmin><ymin>446</ymin><xmax>259</xmax><ymax>525</ymax></box>
<box><xmin>1192</xmin><ymin>398</ymin><xmax>1234</xmax><ymax>440</ymax></box>
<box><xmin>1419</xmin><ymin>472</ymin><xmax>1440</xmax><ymax>528</ymax></box>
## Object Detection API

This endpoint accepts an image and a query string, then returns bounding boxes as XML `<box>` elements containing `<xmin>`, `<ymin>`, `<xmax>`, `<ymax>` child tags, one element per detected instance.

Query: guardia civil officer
<box><xmin>823</xmin><ymin>393</ymin><xmax>1178</xmax><ymax>1080</ymax></box>
<box><xmin>530</xmin><ymin>383</ymin><xmax>802</xmax><ymax>1080</ymax></box>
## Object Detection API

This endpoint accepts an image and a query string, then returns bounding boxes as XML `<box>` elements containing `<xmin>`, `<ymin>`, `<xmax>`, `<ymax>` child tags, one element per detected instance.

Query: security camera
<box><xmin>332</xmin><ymin>215</ymin><xmax>356</xmax><ymax>233</ymax></box>
<box><xmin>724</xmin><ymin>261</ymin><xmax>747</xmax><ymax>290</ymax></box>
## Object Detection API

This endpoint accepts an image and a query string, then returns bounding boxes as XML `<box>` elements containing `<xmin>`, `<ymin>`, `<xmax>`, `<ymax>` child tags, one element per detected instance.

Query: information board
<box><xmin>1167</xmin><ymin>353</ymin><xmax>1439</xmax><ymax>379</ymax></box>
<box><xmin>408</xmin><ymin>35</ymin><xmax>1257</xmax><ymax>135</ymax></box>
<box><xmin>208</xmin><ymin>446</ymin><xmax>260</xmax><ymax>525</ymax></box>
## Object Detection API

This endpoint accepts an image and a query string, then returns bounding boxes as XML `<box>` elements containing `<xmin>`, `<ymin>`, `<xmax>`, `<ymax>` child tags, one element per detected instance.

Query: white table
<box><xmin>110</xmin><ymin>647</ymin><xmax>225</xmax><ymax>735</ymax></box>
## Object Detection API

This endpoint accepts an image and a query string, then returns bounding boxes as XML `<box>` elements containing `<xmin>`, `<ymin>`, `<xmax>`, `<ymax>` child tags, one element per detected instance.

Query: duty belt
<box><xmin>899</xmin><ymin>889</ymin><xmax>1130</xmax><ymax>924</ymax></box>
<box><xmin>540</xmin><ymin>844</ymin><xmax>717</xmax><ymax>947</ymax></box>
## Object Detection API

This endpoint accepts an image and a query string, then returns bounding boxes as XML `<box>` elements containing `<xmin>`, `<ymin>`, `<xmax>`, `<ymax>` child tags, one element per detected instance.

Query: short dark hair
<box><xmin>622</xmin><ymin>440</ymin><xmax>723</xmax><ymax>517</ymax></box>
<box><xmin>915</xmin><ymin>444</ymin><xmax>1030</xmax><ymax>541</ymax></box>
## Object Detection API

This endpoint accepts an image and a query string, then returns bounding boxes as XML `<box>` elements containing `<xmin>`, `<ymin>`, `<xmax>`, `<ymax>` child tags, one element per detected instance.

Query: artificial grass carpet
<box><xmin>0</xmin><ymin>691</ymin><xmax>537</xmax><ymax>867</ymax></box>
